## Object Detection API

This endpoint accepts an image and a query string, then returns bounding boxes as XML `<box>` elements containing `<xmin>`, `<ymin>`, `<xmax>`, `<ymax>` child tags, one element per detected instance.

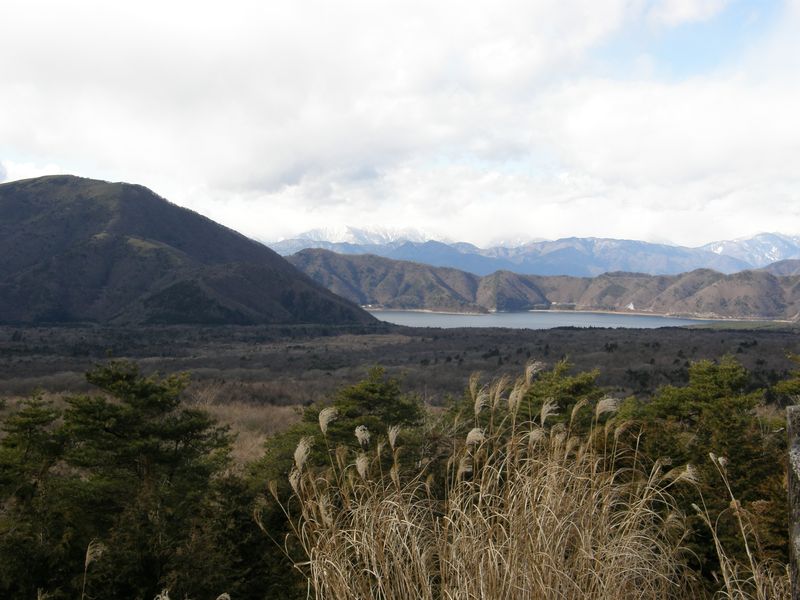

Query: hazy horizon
<box><xmin>266</xmin><ymin>223</ymin><xmax>799</xmax><ymax>249</ymax></box>
<box><xmin>1</xmin><ymin>172</ymin><xmax>797</xmax><ymax>250</ymax></box>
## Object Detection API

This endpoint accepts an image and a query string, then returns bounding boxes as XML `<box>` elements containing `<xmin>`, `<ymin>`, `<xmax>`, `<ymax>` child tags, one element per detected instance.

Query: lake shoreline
<box><xmin>366</xmin><ymin>307</ymin><xmax>487</xmax><ymax>316</ymax></box>
<box><xmin>366</xmin><ymin>307</ymin><xmax>783</xmax><ymax>324</ymax></box>
<box><xmin>366</xmin><ymin>309</ymin><xmax>717</xmax><ymax>330</ymax></box>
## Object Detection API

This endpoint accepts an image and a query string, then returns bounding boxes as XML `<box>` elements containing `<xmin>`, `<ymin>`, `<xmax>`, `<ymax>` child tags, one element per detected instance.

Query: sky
<box><xmin>1</xmin><ymin>0</ymin><xmax>799</xmax><ymax>247</ymax></box>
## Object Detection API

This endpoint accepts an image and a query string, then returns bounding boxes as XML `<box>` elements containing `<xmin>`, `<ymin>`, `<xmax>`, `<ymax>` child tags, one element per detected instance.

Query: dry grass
<box><xmin>186</xmin><ymin>380</ymin><xmax>302</xmax><ymax>465</ymax></box>
<box><xmin>275</xmin><ymin>379</ymin><xmax>677</xmax><ymax>598</ymax></box>
<box><xmin>0</xmin><ymin>380</ymin><xmax>303</xmax><ymax>466</ymax></box>
<box><xmin>280</xmin><ymin>430</ymin><xmax>691</xmax><ymax>598</ymax></box>
<box><xmin>273</xmin><ymin>367</ymin><xmax>790</xmax><ymax>600</ymax></box>
<box><xmin>692</xmin><ymin>453</ymin><xmax>790</xmax><ymax>600</ymax></box>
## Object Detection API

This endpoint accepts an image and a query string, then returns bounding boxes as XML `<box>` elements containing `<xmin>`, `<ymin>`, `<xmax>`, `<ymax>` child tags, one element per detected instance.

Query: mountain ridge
<box><xmin>0</xmin><ymin>175</ymin><xmax>376</xmax><ymax>326</ymax></box>
<box><xmin>289</xmin><ymin>248</ymin><xmax>800</xmax><ymax>321</ymax></box>
<box><xmin>272</xmin><ymin>232</ymin><xmax>781</xmax><ymax>277</ymax></box>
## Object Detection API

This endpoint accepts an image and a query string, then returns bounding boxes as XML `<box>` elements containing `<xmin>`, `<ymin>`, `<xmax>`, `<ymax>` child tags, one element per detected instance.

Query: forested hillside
<box><xmin>291</xmin><ymin>248</ymin><xmax>800</xmax><ymax>320</ymax></box>
<box><xmin>0</xmin><ymin>176</ymin><xmax>374</xmax><ymax>326</ymax></box>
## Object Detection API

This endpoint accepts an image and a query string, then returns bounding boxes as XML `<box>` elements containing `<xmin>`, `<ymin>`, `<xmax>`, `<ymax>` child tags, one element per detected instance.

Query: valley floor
<box><xmin>1</xmin><ymin>323</ymin><xmax>797</xmax><ymax>402</ymax></box>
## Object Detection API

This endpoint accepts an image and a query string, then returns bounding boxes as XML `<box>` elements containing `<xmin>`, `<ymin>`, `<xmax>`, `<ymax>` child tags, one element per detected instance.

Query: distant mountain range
<box><xmin>0</xmin><ymin>176</ymin><xmax>375</xmax><ymax>326</ymax></box>
<box><xmin>272</xmin><ymin>229</ymin><xmax>800</xmax><ymax>277</ymax></box>
<box><xmin>289</xmin><ymin>248</ymin><xmax>800</xmax><ymax>321</ymax></box>
<box><xmin>701</xmin><ymin>234</ymin><xmax>800</xmax><ymax>266</ymax></box>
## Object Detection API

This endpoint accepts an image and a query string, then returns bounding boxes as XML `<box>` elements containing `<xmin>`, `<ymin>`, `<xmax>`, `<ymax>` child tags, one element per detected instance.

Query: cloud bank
<box><xmin>0</xmin><ymin>0</ymin><xmax>797</xmax><ymax>246</ymax></box>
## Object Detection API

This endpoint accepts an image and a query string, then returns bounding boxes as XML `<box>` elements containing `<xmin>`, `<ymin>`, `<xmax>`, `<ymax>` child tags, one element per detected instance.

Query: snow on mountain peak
<box><xmin>290</xmin><ymin>226</ymin><xmax>430</xmax><ymax>245</ymax></box>
<box><xmin>700</xmin><ymin>232</ymin><xmax>800</xmax><ymax>267</ymax></box>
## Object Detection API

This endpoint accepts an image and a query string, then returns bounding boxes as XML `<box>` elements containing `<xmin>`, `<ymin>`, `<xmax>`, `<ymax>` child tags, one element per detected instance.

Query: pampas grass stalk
<box><xmin>282</xmin><ymin>385</ymin><xmax>692</xmax><ymax>598</ymax></box>
<box><xmin>277</xmin><ymin>366</ymin><xmax>790</xmax><ymax>600</ymax></box>
<box><xmin>80</xmin><ymin>538</ymin><xmax>105</xmax><ymax>600</ymax></box>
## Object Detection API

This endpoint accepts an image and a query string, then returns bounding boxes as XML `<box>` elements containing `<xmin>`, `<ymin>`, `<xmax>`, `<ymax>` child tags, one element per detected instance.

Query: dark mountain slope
<box><xmin>476</xmin><ymin>271</ymin><xmax>549</xmax><ymax>311</ymax></box>
<box><xmin>0</xmin><ymin>175</ymin><xmax>375</xmax><ymax>325</ymax></box>
<box><xmin>289</xmin><ymin>249</ymin><xmax>484</xmax><ymax>312</ymax></box>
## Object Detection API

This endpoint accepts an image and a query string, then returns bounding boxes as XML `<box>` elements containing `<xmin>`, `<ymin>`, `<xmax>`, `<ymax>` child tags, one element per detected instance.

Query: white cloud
<box><xmin>0</xmin><ymin>0</ymin><xmax>630</xmax><ymax>189</ymax></box>
<box><xmin>0</xmin><ymin>0</ymin><xmax>798</xmax><ymax>247</ymax></box>
<box><xmin>245</xmin><ymin>152</ymin><xmax>800</xmax><ymax>248</ymax></box>
<box><xmin>0</xmin><ymin>160</ymin><xmax>73</xmax><ymax>183</ymax></box>
<box><xmin>647</xmin><ymin>0</ymin><xmax>731</xmax><ymax>26</ymax></box>
<box><xmin>539</xmin><ymin>76</ymin><xmax>800</xmax><ymax>186</ymax></box>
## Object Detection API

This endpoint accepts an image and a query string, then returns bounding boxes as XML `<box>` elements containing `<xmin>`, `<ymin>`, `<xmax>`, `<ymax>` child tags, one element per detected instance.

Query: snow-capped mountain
<box><xmin>291</xmin><ymin>226</ymin><xmax>429</xmax><ymax>246</ymax></box>
<box><xmin>269</xmin><ymin>228</ymin><xmax>800</xmax><ymax>277</ymax></box>
<box><xmin>701</xmin><ymin>233</ymin><xmax>800</xmax><ymax>268</ymax></box>
<box><xmin>271</xmin><ymin>232</ymin><xmax>748</xmax><ymax>276</ymax></box>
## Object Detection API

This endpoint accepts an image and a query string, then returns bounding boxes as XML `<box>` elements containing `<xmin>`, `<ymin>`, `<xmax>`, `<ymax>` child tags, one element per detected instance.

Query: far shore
<box><xmin>365</xmin><ymin>306</ymin><xmax>792</xmax><ymax>324</ymax></box>
<box><xmin>365</xmin><ymin>307</ymin><xmax>488</xmax><ymax>316</ymax></box>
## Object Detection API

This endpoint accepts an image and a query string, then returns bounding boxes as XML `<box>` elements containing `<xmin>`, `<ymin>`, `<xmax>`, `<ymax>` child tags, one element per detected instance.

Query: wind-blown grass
<box><xmin>275</xmin><ymin>373</ymin><xmax>682</xmax><ymax>598</ymax></box>
<box><xmin>274</xmin><ymin>366</ymin><xmax>790</xmax><ymax>599</ymax></box>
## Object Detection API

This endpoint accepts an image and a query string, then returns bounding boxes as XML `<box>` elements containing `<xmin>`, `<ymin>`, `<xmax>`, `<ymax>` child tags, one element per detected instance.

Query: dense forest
<box><xmin>0</xmin><ymin>353</ymin><xmax>794</xmax><ymax>598</ymax></box>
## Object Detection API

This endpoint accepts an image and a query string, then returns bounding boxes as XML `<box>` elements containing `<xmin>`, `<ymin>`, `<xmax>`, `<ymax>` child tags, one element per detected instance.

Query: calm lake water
<box><xmin>369</xmin><ymin>310</ymin><xmax>712</xmax><ymax>329</ymax></box>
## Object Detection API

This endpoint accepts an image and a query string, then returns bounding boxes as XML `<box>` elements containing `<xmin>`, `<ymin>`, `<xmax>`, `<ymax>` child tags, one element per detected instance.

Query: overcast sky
<box><xmin>1</xmin><ymin>0</ymin><xmax>798</xmax><ymax>247</ymax></box>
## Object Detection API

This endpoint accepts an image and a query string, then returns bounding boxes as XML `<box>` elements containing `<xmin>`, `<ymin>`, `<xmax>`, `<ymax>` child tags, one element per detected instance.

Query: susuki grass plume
<box><xmin>278</xmin><ymin>366</ymin><xmax>699</xmax><ymax>599</ymax></box>
<box><xmin>318</xmin><ymin>407</ymin><xmax>338</xmax><ymax>436</ymax></box>
<box><xmin>80</xmin><ymin>538</ymin><xmax>105</xmax><ymax>600</ymax></box>
<box><xmin>274</xmin><ymin>364</ymin><xmax>790</xmax><ymax>600</ymax></box>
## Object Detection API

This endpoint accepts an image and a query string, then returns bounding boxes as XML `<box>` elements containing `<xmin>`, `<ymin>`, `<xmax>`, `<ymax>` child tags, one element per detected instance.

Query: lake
<box><xmin>369</xmin><ymin>310</ymin><xmax>713</xmax><ymax>329</ymax></box>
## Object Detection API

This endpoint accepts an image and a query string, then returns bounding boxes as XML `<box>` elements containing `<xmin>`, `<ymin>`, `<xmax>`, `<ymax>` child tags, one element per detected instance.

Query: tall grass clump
<box><xmin>692</xmin><ymin>453</ymin><xmax>790</xmax><ymax>599</ymax></box>
<box><xmin>273</xmin><ymin>366</ymin><xmax>703</xmax><ymax>599</ymax></box>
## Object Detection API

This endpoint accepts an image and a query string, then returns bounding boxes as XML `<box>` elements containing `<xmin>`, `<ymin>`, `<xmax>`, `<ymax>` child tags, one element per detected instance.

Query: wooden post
<box><xmin>788</xmin><ymin>405</ymin><xmax>800</xmax><ymax>600</ymax></box>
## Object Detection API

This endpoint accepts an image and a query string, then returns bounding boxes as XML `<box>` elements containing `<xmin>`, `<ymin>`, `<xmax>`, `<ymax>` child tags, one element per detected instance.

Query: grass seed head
<box><xmin>474</xmin><ymin>389</ymin><xmax>489</xmax><ymax>417</ymax></box>
<box><xmin>84</xmin><ymin>538</ymin><xmax>106</xmax><ymax>568</ymax></box>
<box><xmin>356</xmin><ymin>453</ymin><xmax>370</xmax><ymax>479</ymax></box>
<box><xmin>318</xmin><ymin>407</ymin><xmax>338</xmax><ymax>435</ymax></box>
<box><xmin>268</xmin><ymin>480</ymin><xmax>279</xmax><ymax>501</ymax></box>
<box><xmin>466</xmin><ymin>427</ymin><xmax>485</xmax><ymax>446</ymax></box>
<box><xmin>294</xmin><ymin>436</ymin><xmax>313</xmax><ymax>471</ymax></box>
<box><xmin>457</xmin><ymin>455</ymin><xmax>473</xmax><ymax>479</ymax></box>
<box><xmin>508</xmin><ymin>381</ymin><xmax>525</xmax><ymax>414</ymax></box>
<box><xmin>468</xmin><ymin>372</ymin><xmax>482</xmax><ymax>402</ymax></box>
<box><xmin>355</xmin><ymin>425</ymin><xmax>371</xmax><ymax>448</ymax></box>
<box><xmin>570</xmin><ymin>398</ymin><xmax>589</xmax><ymax>426</ymax></box>
<box><xmin>595</xmin><ymin>396</ymin><xmax>620</xmax><ymax>419</ymax></box>
<box><xmin>540</xmin><ymin>400</ymin><xmax>559</xmax><ymax>426</ymax></box>
<box><xmin>289</xmin><ymin>468</ymin><xmax>301</xmax><ymax>494</ymax></box>
<box><xmin>525</xmin><ymin>360</ymin><xmax>545</xmax><ymax>385</ymax></box>
<box><xmin>388</xmin><ymin>425</ymin><xmax>401</xmax><ymax>450</ymax></box>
